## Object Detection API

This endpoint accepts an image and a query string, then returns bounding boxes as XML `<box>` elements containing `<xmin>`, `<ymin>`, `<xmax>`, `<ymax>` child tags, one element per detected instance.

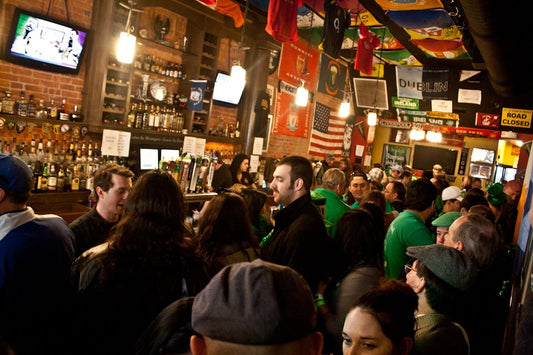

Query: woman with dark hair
<box><xmin>71</xmin><ymin>170</ymin><xmax>210</xmax><ymax>355</ymax></box>
<box><xmin>229</xmin><ymin>153</ymin><xmax>256</xmax><ymax>188</ymax></box>
<box><xmin>239</xmin><ymin>187</ymin><xmax>273</xmax><ymax>241</ymax></box>
<box><xmin>135</xmin><ymin>297</ymin><xmax>196</xmax><ymax>355</ymax></box>
<box><xmin>342</xmin><ymin>279</ymin><xmax>417</xmax><ymax>355</ymax></box>
<box><xmin>195</xmin><ymin>192</ymin><xmax>260</xmax><ymax>276</ymax></box>
<box><xmin>315</xmin><ymin>208</ymin><xmax>385</xmax><ymax>354</ymax></box>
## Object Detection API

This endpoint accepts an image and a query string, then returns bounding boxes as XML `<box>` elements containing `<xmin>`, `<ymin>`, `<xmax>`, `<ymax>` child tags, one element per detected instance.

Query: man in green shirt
<box><xmin>313</xmin><ymin>168</ymin><xmax>350</xmax><ymax>238</ymax></box>
<box><xmin>384</xmin><ymin>178</ymin><xmax>437</xmax><ymax>279</ymax></box>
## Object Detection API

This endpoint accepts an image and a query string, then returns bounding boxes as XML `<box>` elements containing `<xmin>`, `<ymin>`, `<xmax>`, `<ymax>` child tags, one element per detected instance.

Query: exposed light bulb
<box><xmin>295</xmin><ymin>85</ymin><xmax>308</xmax><ymax>107</ymax></box>
<box><xmin>339</xmin><ymin>101</ymin><xmax>350</xmax><ymax>118</ymax></box>
<box><xmin>426</xmin><ymin>131</ymin><xmax>442</xmax><ymax>143</ymax></box>
<box><xmin>367</xmin><ymin>111</ymin><xmax>377</xmax><ymax>126</ymax></box>
<box><xmin>231</xmin><ymin>64</ymin><xmax>246</xmax><ymax>83</ymax></box>
<box><xmin>117</xmin><ymin>32</ymin><xmax>136</xmax><ymax>64</ymax></box>
<box><xmin>410</xmin><ymin>129</ymin><xmax>425</xmax><ymax>141</ymax></box>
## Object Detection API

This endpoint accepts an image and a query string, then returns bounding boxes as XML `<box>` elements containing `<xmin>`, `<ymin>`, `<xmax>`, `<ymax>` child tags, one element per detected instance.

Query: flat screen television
<box><xmin>212</xmin><ymin>71</ymin><xmax>245</xmax><ymax>106</ymax></box>
<box><xmin>161</xmin><ymin>149</ymin><xmax>180</xmax><ymax>161</ymax></box>
<box><xmin>139</xmin><ymin>148</ymin><xmax>159</xmax><ymax>171</ymax></box>
<box><xmin>470</xmin><ymin>147</ymin><xmax>495</xmax><ymax>164</ymax></box>
<box><xmin>5</xmin><ymin>8</ymin><xmax>89</xmax><ymax>74</ymax></box>
<box><xmin>412</xmin><ymin>145</ymin><xmax>459</xmax><ymax>175</ymax></box>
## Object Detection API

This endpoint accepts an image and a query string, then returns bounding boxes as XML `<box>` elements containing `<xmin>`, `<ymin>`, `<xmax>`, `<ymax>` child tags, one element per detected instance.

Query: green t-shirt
<box><xmin>384</xmin><ymin>210</ymin><xmax>435</xmax><ymax>279</ymax></box>
<box><xmin>313</xmin><ymin>188</ymin><xmax>350</xmax><ymax>238</ymax></box>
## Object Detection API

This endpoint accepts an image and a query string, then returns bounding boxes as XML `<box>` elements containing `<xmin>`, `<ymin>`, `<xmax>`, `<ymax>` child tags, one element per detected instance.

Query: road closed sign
<box><xmin>501</xmin><ymin>108</ymin><xmax>532</xmax><ymax>128</ymax></box>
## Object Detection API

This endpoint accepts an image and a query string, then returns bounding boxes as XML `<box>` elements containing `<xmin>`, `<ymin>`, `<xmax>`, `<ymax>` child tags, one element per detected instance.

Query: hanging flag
<box><xmin>196</xmin><ymin>0</ymin><xmax>217</xmax><ymax>8</ymax></box>
<box><xmin>354</xmin><ymin>23</ymin><xmax>380</xmax><ymax>75</ymax></box>
<box><xmin>308</xmin><ymin>102</ymin><xmax>346</xmax><ymax>157</ymax></box>
<box><xmin>188</xmin><ymin>80</ymin><xmax>207</xmax><ymax>111</ymax></box>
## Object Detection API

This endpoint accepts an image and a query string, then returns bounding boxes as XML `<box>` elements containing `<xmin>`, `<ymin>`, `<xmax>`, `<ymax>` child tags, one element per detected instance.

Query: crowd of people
<box><xmin>0</xmin><ymin>151</ymin><xmax>528</xmax><ymax>355</ymax></box>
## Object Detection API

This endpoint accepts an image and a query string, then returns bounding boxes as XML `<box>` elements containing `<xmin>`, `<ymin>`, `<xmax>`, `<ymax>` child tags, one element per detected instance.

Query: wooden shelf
<box><xmin>106</xmin><ymin>80</ymin><xmax>129</xmax><ymax>87</ymax></box>
<box><xmin>132</xmin><ymin>69</ymin><xmax>184</xmax><ymax>84</ymax></box>
<box><xmin>107</xmin><ymin>64</ymin><xmax>131</xmax><ymax>73</ymax></box>
<box><xmin>136</xmin><ymin>38</ymin><xmax>197</xmax><ymax>57</ymax></box>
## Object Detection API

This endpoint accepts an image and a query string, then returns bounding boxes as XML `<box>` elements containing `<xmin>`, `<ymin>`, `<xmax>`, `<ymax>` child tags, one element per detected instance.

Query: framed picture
<box><xmin>382</xmin><ymin>144</ymin><xmax>411</xmax><ymax>169</ymax></box>
<box><xmin>390</xmin><ymin>128</ymin><xmax>410</xmax><ymax>144</ymax></box>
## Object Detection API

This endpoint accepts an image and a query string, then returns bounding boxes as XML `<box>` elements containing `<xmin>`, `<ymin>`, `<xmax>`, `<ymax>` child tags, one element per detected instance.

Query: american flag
<box><xmin>308</xmin><ymin>102</ymin><xmax>346</xmax><ymax>157</ymax></box>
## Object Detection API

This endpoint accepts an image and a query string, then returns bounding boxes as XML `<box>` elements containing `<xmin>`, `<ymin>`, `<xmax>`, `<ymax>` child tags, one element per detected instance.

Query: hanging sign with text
<box><xmin>501</xmin><ymin>108</ymin><xmax>532</xmax><ymax>128</ymax></box>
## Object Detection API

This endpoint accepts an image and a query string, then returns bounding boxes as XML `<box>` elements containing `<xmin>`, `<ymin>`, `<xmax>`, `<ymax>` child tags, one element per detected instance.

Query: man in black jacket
<box><xmin>261</xmin><ymin>155</ymin><xmax>333</xmax><ymax>291</ymax></box>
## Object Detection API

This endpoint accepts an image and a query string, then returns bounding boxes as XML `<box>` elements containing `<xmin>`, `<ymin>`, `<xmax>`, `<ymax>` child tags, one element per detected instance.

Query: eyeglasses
<box><xmin>404</xmin><ymin>264</ymin><xmax>417</xmax><ymax>274</ymax></box>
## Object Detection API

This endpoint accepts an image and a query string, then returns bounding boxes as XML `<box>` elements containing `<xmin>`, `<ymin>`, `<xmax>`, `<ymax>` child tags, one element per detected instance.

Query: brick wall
<box><xmin>0</xmin><ymin>0</ymin><xmax>93</xmax><ymax>111</ymax></box>
<box><xmin>263</xmin><ymin>45</ymin><xmax>345</xmax><ymax>160</ymax></box>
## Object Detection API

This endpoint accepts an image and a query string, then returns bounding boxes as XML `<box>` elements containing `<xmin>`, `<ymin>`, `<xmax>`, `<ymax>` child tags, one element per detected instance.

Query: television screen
<box><xmin>212</xmin><ymin>72</ymin><xmax>245</xmax><ymax>106</ymax></box>
<box><xmin>412</xmin><ymin>145</ymin><xmax>459</xmax><ymax>175</ymax></box>
<box><xmin>161</xmin><ymin>149</ymin><xmax>180</xmax><ymax>160</ymax></box>
<box><xmin>140</xmin><ymin>148</ymin><xmax>158</xmax><ymax>170</ymax></box>
<box><xmin>470</xmin><ymin>147</ymin><xmax>495</xmax><ymax>164</ymax></box>
<box><xmin>5</xmin><ymin>8</ymin><xmax>88</xmax><ymax>74</ymax></box>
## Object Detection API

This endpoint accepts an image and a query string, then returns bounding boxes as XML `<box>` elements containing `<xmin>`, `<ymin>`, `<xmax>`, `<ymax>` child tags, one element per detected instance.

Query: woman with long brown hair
<box><xmin>71</xmin><ymin>170</ymin><xmax>209</xmax><ymax>355</ymax></box>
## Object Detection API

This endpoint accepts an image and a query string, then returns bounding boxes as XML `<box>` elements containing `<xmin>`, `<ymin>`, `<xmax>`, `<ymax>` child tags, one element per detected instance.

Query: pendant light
<box><xmin>296</xmin><ymin>81</ymin><xmax>309</xmax><ymax>107</ymax></box>
<box><xmin>116</xmin><ymin>1</ymin><xmax>142</xmax><ymax>64</ymax></box>
<box><xmin>231</xmin><ymin>0</ymin><xmax>248</xmax><ymax>84</ymax></box>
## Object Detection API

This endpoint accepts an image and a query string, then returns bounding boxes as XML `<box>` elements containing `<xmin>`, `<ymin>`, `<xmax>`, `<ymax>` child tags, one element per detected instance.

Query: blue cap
<box><xmin>0</xmin><ymin>154</ymin><xmax>33</xmax><ymax>193</ymax></box>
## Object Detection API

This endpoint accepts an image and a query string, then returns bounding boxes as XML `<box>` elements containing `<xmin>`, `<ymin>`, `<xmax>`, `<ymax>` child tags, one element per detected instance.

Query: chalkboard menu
<box><xmin>412</xmin><ymin>145</ymin><xmax>459</xmax><ymax>175</ymax></box>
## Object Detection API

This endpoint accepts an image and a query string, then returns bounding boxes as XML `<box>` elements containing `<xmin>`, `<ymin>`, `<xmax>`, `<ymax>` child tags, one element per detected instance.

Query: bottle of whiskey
<box><xmin>48</xmin><ymin>99</ymin><xmax>58</xmax><ymax>119</ymax></box>
<box><xmin>28</xmin><ymin>94</ymin><xmax>36</xmax><ymax>117</ymax></box>
<box><xmin>127</xmin><ymin>103</ymin><xmax>137</xmax><ymax>128</ymax></box>
<box><xmin>58</xmin><ymin>99</ymin><xmax>69</xmax><ymax>121</ymax></box>
<box><xmin>47</xmin><ymin>163</ymin><xmax>57</xmax><ymax>191</ymax></box>
<box><xmin>2</xmin><ymin>90</ymin><xmax>16</xmax><ymax>114</ymax></box>
<box><xmin>70</xmin><ymin>105</ymin><xmax>82</xmax><ymax>122</ymax></box>
<box><xmin>17</xmin><ymin>91</ymin><xmax>29</xmax><ymax>116</ymax></box>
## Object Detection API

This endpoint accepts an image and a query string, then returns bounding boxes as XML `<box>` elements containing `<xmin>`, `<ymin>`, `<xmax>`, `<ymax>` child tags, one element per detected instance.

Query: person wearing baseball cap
<box><xmin>0</xmin><ymin>153</ymin><xmax>75</xmax><ymax>354</ymax></box>
<box><xmin>440</xmin><ymin>186</ymin><xmax>465</xmax><ymax>215</ymax></box>
<box><xmin>405</xmin><ymin>244</ymin><xmax>477</xmax><ymax>355</ymax></box>
<box><xmin>190</xmin><ymin>259</ymin><xmax>323</xmax><ymax>354</ymax></box>
<box><xmin>432</xmin><ymin>211</ymin><xmax>463</xmax><ymax>244</ymax></box>
<box><xmin>389</xmin><ymin>164</ymin><xmax>404</xmax><ymax>181</ymax></box>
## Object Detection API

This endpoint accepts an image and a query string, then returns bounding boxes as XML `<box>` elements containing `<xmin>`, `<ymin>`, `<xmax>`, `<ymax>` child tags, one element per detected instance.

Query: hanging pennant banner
<box><xmin>272</xmin><ymin>81</ymin><xmax>310</xmax><ymax>139</ymax></box>
<box><xmin>317</xmin><ymin>53</ymin><xmax>347</xmax><ymax>99</ymax></box>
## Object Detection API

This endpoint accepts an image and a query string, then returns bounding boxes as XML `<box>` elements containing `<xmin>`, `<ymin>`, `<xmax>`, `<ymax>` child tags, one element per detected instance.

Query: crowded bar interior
<box><xmin>1</xmin><ymin>0</ymin><xmax>533</xmax><ymax>354</ymax></box>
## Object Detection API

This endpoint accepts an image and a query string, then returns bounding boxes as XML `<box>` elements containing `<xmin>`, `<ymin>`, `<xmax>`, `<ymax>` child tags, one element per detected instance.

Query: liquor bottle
<box><xmin>127</xmin><ymin>103</ymin><xmax>136</xmax><ymax>128</ymax></box>
<box><xmin>56</xmin><ymin>166</ymin><xmax>65</xmax><ymax>192</ymax></box>
<box><xmin>47</xmin><ymin>163</ymin><xmax>57</xmax><ymax>191</ymax></box>
<box><xmin>33</xmin><ymin>160</ymin><xmax>43</xmax><ymax>193</ymax></box>
<box><xmin>148</xmin><ymin>105</ymin><xmax>155</xmax><ymax>130</ymax></box>
<box><xmin>153</xmin><ymin>105</ymin><xmax>161</xmax><ymax>131</ymax></box>
<box><xmin>2</xmin><ymin>90</ymin><xmax>16</xmax><ymax>114</ymax></box>
<box><xmin>40</xmin><ymin>163</ymin><xmax>49</xmax><ymax>192</ymax></box>
<box><xmin>71</xmin><ymin>105</ymin><xmax>82</xmax><ymax>122</ymax></box>
<box><xmin>58</xmin><ymin>99</ymin><xmax>69</xmax><ymax>120</ymax></box>
<box><xmin>93</xmin><ymin>142</ymin><xmax>100</xmax><ymax>163</ymax></box>
<box><xmin>71</xmin><ymin>166</ymin><xmax>80</xmax><ymax>191</ymax></box>
<box><xmin>143</xmin><ymin>54</ymin><xmax>152</xmax><ymax>72</ymax></box>
<box><xmin>17</xmin><ymin>91</ymin><xmax>28</xmax><ymax>116</ymax></box>
<box><xmin>87</xmin><ymin>142</ymin><xmax>93</xmax><ymax>162</ymax></box>
<box><xmin>235</xmin><ymin>121</ymin><xmax>240</xmax><ymax>138</ymax></box>
<box><xmin>48</xmin><ymin>99</ymin><xmax>58</xmax><ymax>119</ymax></box>
<box><xmin>135</xmin><ymin>102</ymin><xmax>144</xmax><ymax>129</ymax></box>
<box><xmin>28</xmin><ymin>94</ymin><xmax>36</xmax><ymax>117</ymax></box>
<box><xmin>35</xmin><ymin>99</ymin><xmax>47</xmax><ymax>119</ymax></box>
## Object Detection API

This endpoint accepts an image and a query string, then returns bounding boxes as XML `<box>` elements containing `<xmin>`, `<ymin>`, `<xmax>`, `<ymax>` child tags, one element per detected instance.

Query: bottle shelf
<box><xmin>136</xmin><ymin>38</ymin><xmax>197</xmax><ymax>57</ymax></box>
<box><xmin>106</xmin><ymin>80</ymin><xmax>129</xmax><ymax>87</ymax></box>
<box><xmin>132</xmin><ymin>69</ymin><xmax>185</xmax><ymax>84</ymax></box>
<box><xmin>107</xmin><ymin>64</ymin><xmax>131</xmax><ymax>73</ymax></box>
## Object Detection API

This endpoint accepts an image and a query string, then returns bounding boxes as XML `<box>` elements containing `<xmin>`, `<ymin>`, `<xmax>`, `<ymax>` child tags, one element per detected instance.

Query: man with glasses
<box><xmin>383</xmin><ymin>180</ymin><xmax>406</xmax><ymax>212</ymax></box>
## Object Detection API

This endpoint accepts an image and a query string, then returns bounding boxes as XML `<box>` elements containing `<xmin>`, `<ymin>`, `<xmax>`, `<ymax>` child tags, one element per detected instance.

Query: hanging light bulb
<box><xmin>426</xmin><ymin>131</ymin><xmax>442</xmax><ymax>143</ymax></box>
<box><xmin>117</xmin><ymin>32</ymin><xmax>136</xmax><ymax>64</ymax></box>
<box><xmin>116</xmin><ymin>1</ymin><xmax>141</xmax><ymax>64</ymax></box>
<box><xmin>295</xmin><ymin>82</ymin><xmax>309</xmax><ymax>107</ymax></box>
<box><xmin>231</xmin><ymin>61</ymin><xmax>246</xmax><ymax>84</ymax></box>
<box><xmin>410</xmin><ymin>129</ymin><xmax>425</xmax><ymax>141</ymax></box>
<box><xmin>367</xmin><ymin>111</ymin><xmax>377</xmax><ymax>126</ymax></box>
<box><xmin>339</xmin><ymin>101</ymin><xmax>350</xmax><ymax>118</ymax></box>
